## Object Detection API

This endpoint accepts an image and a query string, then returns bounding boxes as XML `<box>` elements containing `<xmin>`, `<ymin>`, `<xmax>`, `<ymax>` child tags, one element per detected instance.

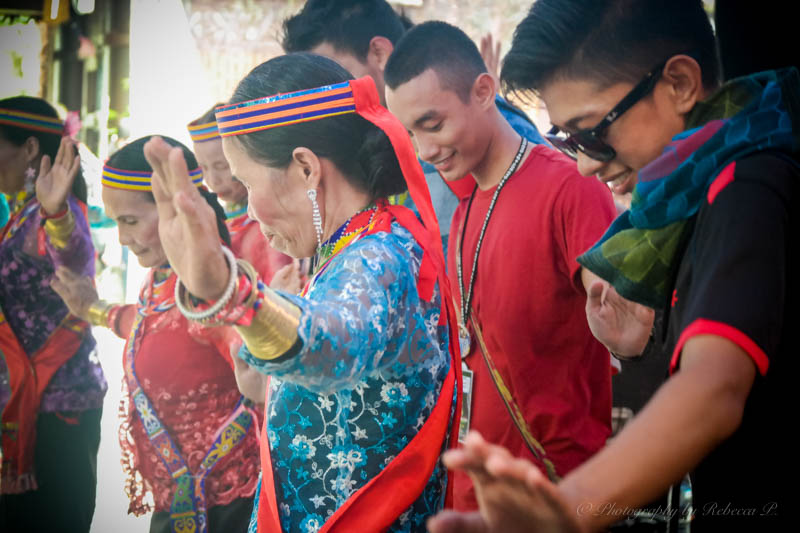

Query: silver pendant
<box><xmin>458</xmin><ymin>323</ymin><xmax>471</xmax><ymax>358</ymax></box>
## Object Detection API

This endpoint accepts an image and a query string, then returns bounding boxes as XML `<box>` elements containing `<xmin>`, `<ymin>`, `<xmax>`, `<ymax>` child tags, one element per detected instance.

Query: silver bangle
<box><xmin>174</xmin><ymin>245</ymin><xmax>238</xmax><ymax>322</ymax></box>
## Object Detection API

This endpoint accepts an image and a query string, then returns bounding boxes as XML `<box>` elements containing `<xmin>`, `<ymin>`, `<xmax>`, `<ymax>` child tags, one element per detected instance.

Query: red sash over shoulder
<box><xmin>1</xmin><ymin>311</ymin><xmax>88</xmax><ymax>493</ymax></box>
<box><xmin>256</xmin><ymin>77</ymin><xmax>462</xmax><ymax>532</ymax></box>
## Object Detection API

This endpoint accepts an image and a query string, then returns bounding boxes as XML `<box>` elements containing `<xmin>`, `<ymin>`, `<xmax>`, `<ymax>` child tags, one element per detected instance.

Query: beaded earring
<box><xmin>24</xmin><ymin>166</ymin><xmax>36</xmax><ymax>195</ymax></box>
<box><xmin>307</xmin><ymin>189</ymin><xmax>323</xmax><ymax>250</ymax></box>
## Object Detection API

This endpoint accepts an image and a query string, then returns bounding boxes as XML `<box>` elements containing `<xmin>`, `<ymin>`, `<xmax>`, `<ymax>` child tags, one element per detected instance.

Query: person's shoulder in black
<box><xmin>666</xmin><ymin>150</ymin><xmax>797</xmax><ymax>528</ymax></box>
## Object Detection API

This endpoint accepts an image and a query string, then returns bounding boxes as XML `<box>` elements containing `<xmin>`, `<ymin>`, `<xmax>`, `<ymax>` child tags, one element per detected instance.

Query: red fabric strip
<box><xmin>257</xmin><ymin>376</ymin><xmax>282</xmax><ymax>533</ymax></box>
<box><xmin>349</xmin><ymin>75</ymin><xmax>462</xmax><ymax>511</ymax></box>
<box><xmin>706</xmin><ymin>162</ymin><xmax>736</xmax><ymax>205</ymax></box>
<box><xmin>1</xmin><ymin>316</ymin><xmax>86</xmax><ymax>493</ymax></box>
<box><xmin>669</xmin><ymin>318</ymin><xmax>769</xmax><ymax>376</ymax></box>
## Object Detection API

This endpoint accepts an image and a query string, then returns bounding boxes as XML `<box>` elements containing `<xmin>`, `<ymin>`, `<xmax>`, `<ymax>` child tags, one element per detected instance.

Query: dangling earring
<box><xmin>24</xmin><ymin>166</ymin><xmax>37</xmax><ymax>195</ymax></box>
<box><xmin>307</xmin><ymin>189</ymin><xmax>323</xmax><ymax>251</ymax></box>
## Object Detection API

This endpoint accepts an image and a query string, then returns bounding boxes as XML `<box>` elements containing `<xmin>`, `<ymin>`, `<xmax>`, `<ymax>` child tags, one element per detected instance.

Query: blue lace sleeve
<box><xmin>238</xmin><ymin>224</ymin><xmax>443</xmax><ymax>394</ymax></box>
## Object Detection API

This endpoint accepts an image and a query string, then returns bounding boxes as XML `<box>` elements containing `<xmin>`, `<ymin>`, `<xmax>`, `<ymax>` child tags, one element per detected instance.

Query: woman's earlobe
<box><xmin>24</xmin><ymin>136</ymin><xmax>40</xmax><ymax>162</ymax></box>
<box><xmin>292</xmin><ymin>147</ymin><xmax>322</xmax><ymax>189</ymax></box>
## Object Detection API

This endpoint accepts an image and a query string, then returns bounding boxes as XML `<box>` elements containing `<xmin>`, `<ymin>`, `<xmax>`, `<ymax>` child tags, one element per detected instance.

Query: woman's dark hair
<box><xmin>0</xmin><ymin>96</ymin><xmax>87</xmax><ymax>204</ymax></box>
<box><xmin>106</xmin><ymin>135</ymin><xmax>230</xmax><ymax>246</ymax></box>
<box><xmin>229</xmin><ymin>53</ymin><xmax>407</xmax><ymax>200</ymax></box>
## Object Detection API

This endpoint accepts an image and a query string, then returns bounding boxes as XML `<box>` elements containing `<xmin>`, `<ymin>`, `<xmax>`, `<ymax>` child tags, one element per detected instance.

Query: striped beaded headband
<box><xmin>187</xmin><ymin>120</ymin><xmax>220</xmax><ymax>143</ymax></box>
<box><xmin>0</xmin><ymin>108</ymin><xmax>64</xmax><ymax>135</ymax></box>
<box><xmin>214</xmin><ymin>81</ymin><xmax>356</xmax><ymax>137</ymax></box>
<box><xmin>102</xmin><ymin>164</ymin><xmax>203</xmax><ymax>191</ymax></box>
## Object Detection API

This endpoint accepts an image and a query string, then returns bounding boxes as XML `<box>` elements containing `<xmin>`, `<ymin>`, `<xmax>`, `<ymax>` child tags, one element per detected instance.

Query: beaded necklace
<box><xmin>456</xmin><ymin>136</ymin><xmax>528</xmax><ymax>357</ymax></box>
<box><xmin>224</xmin><ymin>202</ymin><xmax>254</xmax><ymax>236</ymax></box>
<box><xmin>313</xmin><ymin>204</ymin><xmax>377</xmax><ymax>272</ymax></box>
<box><xmin>303</xmin><ymin>204</ymin><xmax>381</xmax><ymax>296</ymax></box>
<box><xmin>224</xmin><ymin>202</ymin><xmax>248</xmax><ymax>220</ymax></box>
<box><xmin>1</xmin><ymin>189</ymin><xmax>36</xmax><ymax>243</ymax></box>
<box><xmin>138</xmin><ymin>266</ymin><xmax>176</xmax><ymax>315</ymax></box>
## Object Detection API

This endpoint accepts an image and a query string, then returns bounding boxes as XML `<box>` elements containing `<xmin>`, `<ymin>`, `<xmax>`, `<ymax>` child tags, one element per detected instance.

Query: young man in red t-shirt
<box><xmin>385</xmin><ymin>20</ymin><xmax>617</xmax><ymax>510</ymax></box>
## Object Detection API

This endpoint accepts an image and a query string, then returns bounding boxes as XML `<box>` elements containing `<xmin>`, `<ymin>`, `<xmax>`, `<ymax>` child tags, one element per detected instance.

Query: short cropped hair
<box><xmin>282</xmin><ymin>0</ymin><xmax>405</xmax><ymax>61</ymax></box>
<box><xmin>501</xmin><ymin>0</ymin><xmax>720</xmax><ymax>100</ymax></box>
<box><xmin>384</xmin><ymin>21</ymin><xmax>487</xmax><ymax>102</ymax></box>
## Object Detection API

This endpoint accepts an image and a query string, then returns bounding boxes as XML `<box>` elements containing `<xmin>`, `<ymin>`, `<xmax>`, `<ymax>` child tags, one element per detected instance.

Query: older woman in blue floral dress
<box><xmin>142</xmin><ymin>53</ymin><xmax>460</xmax><ymax>533</ymax></box>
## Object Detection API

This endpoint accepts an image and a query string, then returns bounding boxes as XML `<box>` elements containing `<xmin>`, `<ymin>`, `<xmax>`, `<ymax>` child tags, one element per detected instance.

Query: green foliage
<box><xmin>0</xmin><ymin>15</ymin><xmax>33</xmax><ymax>27</ymax></box>
<box><xmin>9</xmin><ymin>50</ymin><xmax>23</xmax><ymax>77</ymax></box>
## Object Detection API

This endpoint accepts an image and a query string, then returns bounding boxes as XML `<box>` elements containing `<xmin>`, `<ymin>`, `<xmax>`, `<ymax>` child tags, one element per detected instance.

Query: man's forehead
<box><xmin>388</xmin><ymin>69</ymin><xmax>454</xmax><ymax>108</ymax></box>
<box><xmin>539</xmin><ymin>77</ymin><xmax>627</xmax><ymax>130</ymax></box>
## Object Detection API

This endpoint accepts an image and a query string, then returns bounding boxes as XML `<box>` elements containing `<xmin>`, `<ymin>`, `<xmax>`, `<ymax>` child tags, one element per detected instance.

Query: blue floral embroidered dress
<box><xmin>241</xmin><ymin>222</ymin><xmax>452</xmax><ymax>533</ymax></box>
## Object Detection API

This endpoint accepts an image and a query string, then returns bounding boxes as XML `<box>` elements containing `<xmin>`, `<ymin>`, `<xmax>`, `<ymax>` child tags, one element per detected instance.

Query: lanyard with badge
<box><xmin>455</xmin><ymin>136</ymin><xmax>527</xmax><ymax>442</ymax></box>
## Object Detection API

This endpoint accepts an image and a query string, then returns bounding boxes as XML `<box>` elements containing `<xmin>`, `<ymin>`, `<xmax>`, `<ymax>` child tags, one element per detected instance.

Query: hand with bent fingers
<box><xmin>270</xmin><ymin>259</ymin><xmax>304</xmax><ymax>294</ymax></box>
<box><xmin>50</xmin><ymin>266</ymin><xmax>99</xmax><ymax>321</ymax></box>
<box><xmin>143</xmin><ymin>136</ymin><xmax>229</xmax><ymax>302</ymax></box>
<box><xmin>36</xmin><ymin>137</ymin><xmax>81</xmax><ymax>216</ymax></box>
<box><xmin>583</xmin><ymin>273</ymin><xmax>654</xmax><ymax>357</ymax></box>
<box><xmin>428</xmin><ymin>432</ymin><xmax>582</xmax><ymax>533</ymax></box>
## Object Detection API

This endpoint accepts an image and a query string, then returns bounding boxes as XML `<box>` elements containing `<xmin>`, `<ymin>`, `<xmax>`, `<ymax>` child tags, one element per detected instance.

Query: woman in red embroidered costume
<box><xmin>141</xmin><ymin>54</ymin><xmax>461</xmax><ymax>533</ymax></box>
<box><xmin>51</xmin><ymin>136</ymin><xmax>260</xmax><ymax>533</ymax></box>
<box><xmin>0</xmin><ymin>96</ymin><xmax>106</xmax><ymax>533</ymax></box>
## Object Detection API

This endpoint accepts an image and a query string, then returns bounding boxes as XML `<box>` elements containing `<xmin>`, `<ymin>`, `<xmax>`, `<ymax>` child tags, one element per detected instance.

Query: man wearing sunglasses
<box><xmin>428</xmin><ymin>0</ymin><xmax>797</xmax><ymax>532</ymax></box>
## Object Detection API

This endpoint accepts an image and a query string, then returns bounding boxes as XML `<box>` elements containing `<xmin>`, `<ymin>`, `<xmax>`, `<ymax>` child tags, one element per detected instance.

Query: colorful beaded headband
<box><xmin>214</xmin><ymin>81</ymin><xmax>356</xmax><ymax>137</ymax></box>
<box><xmin>0</xmin><ymin>108</ymin><xmax>64</xmax><ymax>135</ymax></box>
<box><xmin>101</xmin><ymin>164</ymin><xmax>203</xmax><ymax>191</ymax></box>
<box><xmin>187</xmin><ymin>120</ymin><xmax>220</xmax><ymax>143</ymax></box>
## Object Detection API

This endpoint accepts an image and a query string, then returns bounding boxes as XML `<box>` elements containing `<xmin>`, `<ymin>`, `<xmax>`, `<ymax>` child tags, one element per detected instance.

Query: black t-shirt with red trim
<box><xmin>660</xmin><ymin>152</ymin><xmax>797</xmax><ymax>529</ymax></box>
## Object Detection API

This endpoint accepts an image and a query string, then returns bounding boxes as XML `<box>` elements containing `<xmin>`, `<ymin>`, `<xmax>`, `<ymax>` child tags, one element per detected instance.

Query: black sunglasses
<box><xmin>546</xmin><ymin>59</ymin><xmax>669</xmax><ymax>162</ymax></box>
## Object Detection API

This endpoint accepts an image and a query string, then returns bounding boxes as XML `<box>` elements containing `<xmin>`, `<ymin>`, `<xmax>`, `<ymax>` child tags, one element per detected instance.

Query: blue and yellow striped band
<box><xmin>0</xmin><ymin>108</ymin><xmax>64</xmax><ymax>135</ymax></box>
<box><xmin>187</xmin><ymin>120</ymin><xmax>220</xmax><ymax>143</ymax></box>
<box><xmin>214</xmin><ymin>81</ymin><xmax>356</xmax><ymax>137</ymax></box>
<box><xmin>101</xmin><ymin>164</ymin><xmax>203</xmax><ymax>191</ymax></box>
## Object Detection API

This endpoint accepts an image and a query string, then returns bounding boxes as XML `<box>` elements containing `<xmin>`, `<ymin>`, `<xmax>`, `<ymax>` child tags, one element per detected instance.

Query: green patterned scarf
<box><xmin>578</xmin><ymin>68</ymin><xmax>800</xmax><ymax>308</ymax></box>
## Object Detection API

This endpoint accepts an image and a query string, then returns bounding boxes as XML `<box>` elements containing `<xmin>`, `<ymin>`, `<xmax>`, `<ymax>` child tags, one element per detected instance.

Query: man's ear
<box><xmin>367</xmin><ymin>36</ymin><xmax>395</xmax><ymax>73</ymax></box>
<box><xmin>662</xmin><ymin>54</ymin><xmax>706</xmax><ymax>115</ymax></box>
<box><xmin>471</xmin><ymin>72</ymin><xmax>497</xmax><ymax>110</ymax></box>
<box><xmin>291</xmin><ymin>147</ymin><xmax>322</xmax><ymax>190</ymax></box>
